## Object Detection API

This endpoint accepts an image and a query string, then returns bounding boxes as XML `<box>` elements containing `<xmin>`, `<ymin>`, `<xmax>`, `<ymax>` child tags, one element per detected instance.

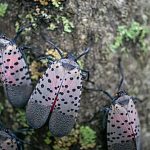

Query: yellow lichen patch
<box><xmin>29</xmin><ymin>61</ymin><xmax>44</xmax><ymax>80</ymax></box>
<box><xmin>33</xmin><ymin>0</ymin><xmax>63</xmax><ymax>6</ymax></box>
<box><xmin>34</xmin><ymin>0</ymin><xmax>49</xmax><ymax>6</ymax></box>
<box><xmin>46</xmin><ymin>48</ymin><xmax>67</xmax><ymax>60</ymax></box>
<box><xmin>77</xmin><ymin>59</ymin><xmax>84</xmax><ymax>70</ymax></box>
<box><xmin>46</xmin><ymin>48</ymin><xmax>61</xmax><ymax>59</ymax></box>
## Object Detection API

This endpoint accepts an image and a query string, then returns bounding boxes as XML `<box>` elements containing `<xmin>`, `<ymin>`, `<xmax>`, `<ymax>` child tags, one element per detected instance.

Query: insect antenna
<box><xmin>117</xmin><ymin>57</ymin><xmax>124</xmax><ymax>91</ymax></box>
<box><xmin>83</xmin><ymin>87</ymin><xmax>113</xmax><ymax>101</ymax></box>
<box><xmin>75</xmin><ymin>47</ymin><xmax>90</xmax><ymax>61</ymax></box>
<box><xmin>41</xmin><ymin>35</ymin><xmax>63</xmax><ymax>58</ymax></box>
<box><xmin>13</xmin><ymin>23</ymin><xmax>33</xmax><ymax>42</ymax></box>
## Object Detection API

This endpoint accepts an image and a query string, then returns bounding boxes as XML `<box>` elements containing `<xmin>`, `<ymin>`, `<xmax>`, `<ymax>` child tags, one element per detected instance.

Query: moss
<box><xmin>0</xmin><ymin>102</ymin><xmax>4</xmax><ymax>115</ymax></box>
<box><xmin>0</xmin><ymin>3</ymin><xmax>8</xmax><ymax>17</ymax></box>
<box><xmin>29</xmin><ymin>61</ymin><xmax>44</xmax><ymax>81</ymax></box>
<box><xmin>47</xmin><ymin>23</ymin><xmax>57</xmax><ymax>30</ymax></box>
<box><xmin>53</xmin><ymin>124</ymin><xmax>96</xmax><ymax>150</ymax></box>
<box><xmin>79</xmin><ymin>126</ymin><xmax>96</xmax><ymax>149</ymax></box>
<box><xmin>44</xmin><ymin>131</ymin><xmax>52</xmax><ymax>145</ymax></box>
<box><xmin>52</xmin><ymin>0</ymin><xmax>62</xmax><ymax>8</ymax></box>
<box><xmin>110</xmin><ymin>21</ymin><xmax>149</xmax><ymax>53</ymax></box>
<box><xmin>61</xmin><ymin>16</ymin><xmax>74</xmax><ymax>33</ymax></box>
<box><xmin>15</xmin><ymin>110</ymin><xmax>29</xmax><ymax>128</ymax></box>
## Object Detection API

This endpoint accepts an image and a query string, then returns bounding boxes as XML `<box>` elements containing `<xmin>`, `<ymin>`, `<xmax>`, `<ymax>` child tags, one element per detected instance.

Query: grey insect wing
<box><xmin>49</xmin><ymin>59</ymin><xmax>82</xmax><ymax>137</ymax></box>
<box><xmin>107</xmin><ymin>93</ymin><xmax>141</xmax><ymax>150</ymax></box>
<box><xmin>0</xmin><ymin>36</ymin><xmax>33</xmax><ymax>107</ymax></box>
<box><xmin>26</xmin><ymin>61</ymin><xmax>64</xmax><ymax>128</ymax></box>
<box><xmin>49</xmin><ymin>110</ymin><xmax>75</xmax><ymax>137</ymax></box>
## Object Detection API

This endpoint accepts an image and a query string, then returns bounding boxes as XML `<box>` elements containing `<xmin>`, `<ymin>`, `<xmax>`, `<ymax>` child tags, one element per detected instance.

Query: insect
<box><xmin>0</xmin><ymin>122</ymin><xmax>23</xmax><ymax>150</ymax></box>
<box><xmin>0</xmin><ymin>25</ymin><xmax>33</xmax><ymax>107</ymax></box>
<box><xmin>26</xmin><ymin>38</ymin><xmax>90</xmax><ymax>137</ymax></box>
<box><xmin>85</xmin><ymin>58</ymin><xmax>141</xmax><ymax>150</ymax></box>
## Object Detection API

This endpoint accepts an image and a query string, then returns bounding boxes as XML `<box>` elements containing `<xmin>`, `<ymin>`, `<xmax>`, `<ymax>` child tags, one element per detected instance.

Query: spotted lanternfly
<box><xmin>106</xmin><ymin>90</ymin><xmax>141</xmax><ymax>150</ymax></box>
<box><xmin>0</xmin><ymin>26</ymin><xmax>33</xmax><ymax>107</ymax></box>
<box><xmin>86</xmin><ymin>58</ymin><xmax>141</xmax><ymax>150</ymax></box>
<box><xmin>0</xmin><ymin>123</ymin><xmax>23</xmax><ymax>150</ymax></box>
<box><xmin>106</xmin><ymin>58</ymin><xmax>141</xmax><ymax>150</ymax></box>
<box><xmin>26</xmin><ymin>39</ymin><xmax>90</xmax><ymax>137</ymax></box>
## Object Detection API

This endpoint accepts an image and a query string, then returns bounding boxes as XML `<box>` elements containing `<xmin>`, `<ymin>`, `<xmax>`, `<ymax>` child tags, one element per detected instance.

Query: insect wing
<box><xmin>1</xmin><ymin>44</ymin><xmax>32</xmax><ymax>107</ymax></box>
<box><xmin>0</xmin><ymin>130</ymin><xmax>19</xmax><ymax>150</ymax></box>
<box><xmin>0</xmin><ymin>37</ymin><xmax>9</xmax><ymax>81</ymax></box>
<box><xmin>49</xmin><ymin>67</ymin><xmax>82</xmax><ymax>137</ymax></box>
<box><xmin>127</xmin><ymin>99</ymin><xmax>141</xmax><ymax>150</ymax></box>
<box><xmin>26</xmin><ymin>61</ymin><xmax>63</xmax><ymax>128</ymax></box>
<box><xmin>107</xmin><ymin>104</ymin><xmax>137</xmax><ymax>150</ymax></box>
<box><xmin>0</xmin><ymin>139</ymin><xmax>18</xmax><ymax>150</ymax></box>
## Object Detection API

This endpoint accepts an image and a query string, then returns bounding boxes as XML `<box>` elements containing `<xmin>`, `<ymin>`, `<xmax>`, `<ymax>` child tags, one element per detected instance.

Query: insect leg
<box><xmin>16</xmin><ymin>140</ymin><xmax>24</xmax><ymax>150</ymax></box>
<box><xmin>19</xmin><ymin>46</ymin><xmax>32</xmax><ymax>51</ymax></box>
<box><xmin>81</xmin><ymin>69</ymin><xmax>89</xmax><ymax>81</ymax></box>
<box><xmin>80</xmin><ymin>70</ymin><xmax>95</xmax><ymax>84</ymax></box>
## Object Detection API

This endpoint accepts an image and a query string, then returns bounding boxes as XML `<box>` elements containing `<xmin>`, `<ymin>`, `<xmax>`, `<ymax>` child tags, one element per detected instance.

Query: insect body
<box><xmin>86</xmin><ymin>58</ymin><xmax>141</xmax><ymax>150</ymax></box>
<box><xmin>26</xmin><ymin>40</ymin><xmax>90</xmax><ymax>137</ymax></box>
<box><xmin>0</xmin><ymin>28</ymin><xmax>33</xmax><ymax>107</ymax></box>
<box><xmin>105</xmin><ymin>58</ymin><xmax>141</xmax><ymax>150</ymax></box>
<box><xmin>106</xmin><ymin>91</ymin><xmax>141</xmax><ymax>150</ymax></box>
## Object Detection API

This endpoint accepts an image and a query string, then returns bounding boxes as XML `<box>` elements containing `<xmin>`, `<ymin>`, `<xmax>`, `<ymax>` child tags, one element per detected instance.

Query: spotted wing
<box><xmin>0</xmin><ymin>37</ymin><xmax>9</xmax><ymax>81</ymax></box>
<box><xmin>1</xmin><ymin>44</ymin><xmax>32</xmax><ymax>107</ymax></box>
<box><xmin>0</xmin><ymin>130</ymin><xmax>18</xmax><ymax>150</ymax></box>
<box><xmin>26</xmin><ymin>61</ymin><xmax>64</xmax><ymax>128</ymax></box>
<box><xmin>127</xmin><ymin>99</ymin><xmax>141</xmax><ymax>150</ymax></box>
<box><xmin>107</xmin><ymin>104</ymin><xmax>137</xmax><ymax>150</ymax></box>
<box><xmin>49</xmin><ymin>67</ymin><xmax>82</xmax><ymax>137</ymax></box>
<box><xmin>54</xmin><ymin>68</ymin><xmax>82</xmax><ymax>117</ymax></box>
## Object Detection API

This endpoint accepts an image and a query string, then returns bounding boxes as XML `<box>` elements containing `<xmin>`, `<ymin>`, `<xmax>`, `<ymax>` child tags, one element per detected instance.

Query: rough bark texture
<box><xmin>0</xmin><ymin>0</ymin><xmax>150</xmax><ymax>149</ymax></box>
